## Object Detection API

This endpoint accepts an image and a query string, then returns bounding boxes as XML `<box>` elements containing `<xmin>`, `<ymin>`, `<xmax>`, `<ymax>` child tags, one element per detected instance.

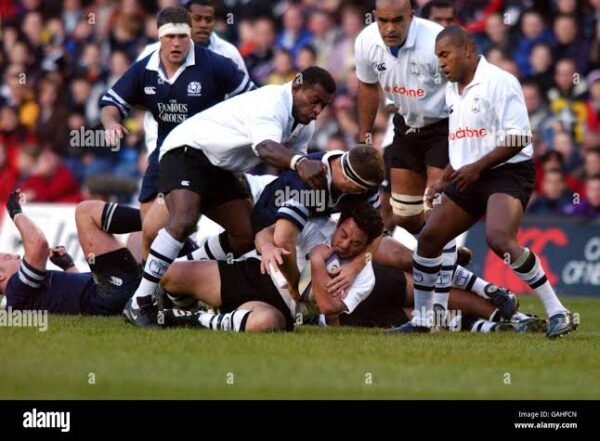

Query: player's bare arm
<box><xmin>100</xmin><ymin>106</ymin><xmax>129</xmax><ymax>147</ymax></box>
<box><xmin>357</xmin><ymin>80</ymin><xmax>381</xmax><ymax>143</ymax></box>
<box><xmin>7</xmin><ymin>191</ymin><xmax>49</xmax><ymax>271</ymax></box>
<box><xmin>272</xmin><ymin>218</ymin><xmax>301</xmax><ymax>298</ymax></box>
<box><xmin>255</xmin><ymin>140</ymin><xmax>327</xmax><ymax>189</ymax></box>
<box><xmin>255</xmin><ymin>224</ymin><xmax>290</xmax><ymax>275</ymax></box>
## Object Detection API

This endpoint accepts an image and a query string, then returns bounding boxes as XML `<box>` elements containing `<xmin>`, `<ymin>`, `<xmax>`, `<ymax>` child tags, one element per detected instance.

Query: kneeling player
<box><xmin>0</xmin><ymin>191</ymin><xmax>141</xmax><ymax>315</ymax></box>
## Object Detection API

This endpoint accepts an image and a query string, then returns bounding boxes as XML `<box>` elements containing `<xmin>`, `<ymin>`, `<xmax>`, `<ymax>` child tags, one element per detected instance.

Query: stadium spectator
<box><xmin>19</xmin><ymin>148</ymin><xmax>81</xmax><ymax>204</ymax></box>
<box><xmin>244</xmin><ymin>17</ymin><xmax>277</xmax><ymax>85</ymax></box>
<box><xmin>528</xmin><ymin>168</ymin><xmax>574</xmax><ymax>215</ymax></box>
<box><xmin>276</xmin><ymin>4</ymin><xmax>313</xmax><ymax>58</ymax></box>
<box><xmin>295</xmin><ymin>44</ymin><xmax>317</xmax><ymax>71</ymax></box>
<box><xmin>552</xmin><ymin>14</ymin><xmax>591</xmax><ymax>73</ymax></box>
<box><xmin>266</xmin><ymin>49</ymin><xmax>297</xmax><ymax>85</ymax></box>
<box><xmin>527</xmin><ymin>42</ymin><xmax>554</xmax><ymax>93</ymax></box>
<box><xmin>514</xmin><ymin>10</ymin><xmax>552</xmax><ymax>77</ymax></box>
<box><xmin>562</xmin><ymin>175</ymin><xmax>600</xmax><ymax>217</ymax></box>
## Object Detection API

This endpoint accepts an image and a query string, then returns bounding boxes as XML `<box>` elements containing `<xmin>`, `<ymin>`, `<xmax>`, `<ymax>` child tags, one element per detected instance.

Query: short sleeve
<box><xmin>355</xmin><ymin>32</ymin><xmax>379</xmax><ymax>84</ymax></box>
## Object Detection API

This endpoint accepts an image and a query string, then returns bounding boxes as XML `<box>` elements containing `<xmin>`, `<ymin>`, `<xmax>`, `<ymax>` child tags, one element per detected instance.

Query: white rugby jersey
<box><xmin>137</xmin><ymin>33</ymin><xmax>249</xmax><ymax>154</ymax></box>
<box><xmin>355</xmin><ymin>18</ymin><xmax>448</xmax><ymax>128</ymax></box>
<box><xmin>160</xmin><ymin>82</ymin><xmax>315</xmax><ymax>171</ymax></box>
<box><xmin>446</xmin><ymin>56</ymin><xmax>533</xmax><ymax>170</ymax></box>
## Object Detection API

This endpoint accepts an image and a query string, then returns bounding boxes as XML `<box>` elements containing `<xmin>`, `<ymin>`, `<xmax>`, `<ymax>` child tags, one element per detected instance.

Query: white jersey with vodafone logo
<box><xmin>355</xmin><ymin>18</ymin><xmax>448</xmax><ymax>128</ymax></box>
<box><xmin>446</xmin><ymin>56</ymin><xmax>533</xmax><ymax>170</ymax></box>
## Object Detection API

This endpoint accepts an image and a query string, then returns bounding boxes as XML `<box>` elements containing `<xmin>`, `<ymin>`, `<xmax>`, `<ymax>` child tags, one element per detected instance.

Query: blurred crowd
<box><xmin>1</xmin><ymin>0</ymin><xmax>600</xmax><ymax>218</ymax></box>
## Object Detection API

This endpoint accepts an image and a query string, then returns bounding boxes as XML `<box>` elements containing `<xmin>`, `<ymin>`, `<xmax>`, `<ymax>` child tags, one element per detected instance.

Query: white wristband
<box><xmin>290</xmin><ymin>154</ymin><xmax>306</xmax><ymax>171</ymax></box>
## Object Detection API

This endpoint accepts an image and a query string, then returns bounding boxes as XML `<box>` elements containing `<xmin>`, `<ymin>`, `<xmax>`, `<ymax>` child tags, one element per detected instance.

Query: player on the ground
<box><xmin>390</xmin><ymin>25</ymin><xmax>577</xmax><ymax>338</ymax></box>
<box><xmin>158</xmin><ymin>203</ymin><xmax>383</xmax><ymax>332</ymax></box>
<box><xmin>136</xmin><ymin>0</ymin><xmax>250</xmax><ymax>260</ymax></box>
<box><xmin>125</xmin><ymin>66</ymin><xmax>336</xmax><ymax>327</ymax></box>
<box><xmin>355</xmin><ymin>0</ymin><xmax>458</xmax><ymax>317</ymax></box>
<box><xmin>0</xmin><ymin>191</ymin><xmax>142</xmax><ymax>315</ymax></box>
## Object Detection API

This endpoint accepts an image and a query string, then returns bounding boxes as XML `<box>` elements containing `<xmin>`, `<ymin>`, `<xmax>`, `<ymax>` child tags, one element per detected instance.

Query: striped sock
<box><xmin>101</xmin><ymin>203</ymin><xmax>141</xmax><ymax>234</ymax></box>
<box><xmin>452</xmin><ymin>265</ymin><xmax>489</xmax><ymax>298</ymax></box>
<box><xmin>469</xmin><ymin>319</ymin><xmax>502</xmax><ymax>333</ymax></box>
<box><xmin>433</xmin><ymin>239</ymin><xmax>457</xmax><ymax>313</ymax></box>
<box><xmin>132</xmin><ymin>228</ymin><xmax>183</xmax><ymax>308</ymax></box>
<box><xmin>510</xmin><ymin>248</ymin><xmax>566</xmax><ymax>318</ymax></box>
<box><xmin>187</xmin><ymin>232</ymin><xmax>230</xmax><ymax>261</ymax></box>
<box><xmin>196</xmin><ymin>309</ymin><xmax>251</xmax><ymax>332</ymax></box>
<box><xmin>412</xmin><ymin>251</ymin><xmax>442</xmax><ymax>327</ymax></box>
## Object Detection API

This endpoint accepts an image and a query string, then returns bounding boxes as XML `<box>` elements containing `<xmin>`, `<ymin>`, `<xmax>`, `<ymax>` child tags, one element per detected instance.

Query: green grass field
<box><xmin>1</xmin><ymin>296</ymin><xmax>599</xmax><ymax>399</ymax></box>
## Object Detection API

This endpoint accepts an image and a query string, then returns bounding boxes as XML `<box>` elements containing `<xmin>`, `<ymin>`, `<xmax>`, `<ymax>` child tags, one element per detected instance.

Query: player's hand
<box><xmin>49</xmin><ymin>246</ymin><xmax>75</xmax><ymax>271</ymax></box>
<box><xmin>326</xmin><ymin>264</ymin><xmax>359</xmax><ymax>298</ymax></box>
<box><xmin>260</xmin><ymin>243</ymin><xmax>290</xmax><ymax>275</ymax></box>
<box><xmin>297</xmin><ymin>159</ymin><xmax>327</xmax><ymax>190</ymax></box>
<box><xmin>104</xmin><ymin>122</ymin><xmax>129</xmax><ymax>147</ymax></box>
<box><xmin>450</xmin><ymin>164</ymin><xmax>481</xmax><ymax>192</ymax></box>
<box><xmin>6</xmin><ymin>189</ymin><xmax>24</xmax><ymax>221</ymax></box>
<box><xmin>425</xmin><ymin>179</ymin><xmax>446</xmax><ymax>208</ymax></box>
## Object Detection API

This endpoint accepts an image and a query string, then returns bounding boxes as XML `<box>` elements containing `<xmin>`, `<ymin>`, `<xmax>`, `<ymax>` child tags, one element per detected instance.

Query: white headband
<box><xmin>158</xmin><ymin>23</ymin><xmax>191</xmax><ymax>38</ymax></box>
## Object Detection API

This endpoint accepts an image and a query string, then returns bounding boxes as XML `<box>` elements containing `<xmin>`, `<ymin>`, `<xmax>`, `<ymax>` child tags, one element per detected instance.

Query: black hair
<box><xmin>294</xmin><ymin>66</ymin><xmax>336</xmax><ymax>94</ymax></box>
<box><xmin>421</xmin><ymin>0</ymin><xmax>454</xmax><ymax>19</ymax></box>
<box><xmin>157</xmin><ymin>6</ymin><xmax>192</xmax><ymax>28</ymax></box>
<box><xmin>338</xmin><ymin>202</ymin><xmax>384</xmax><ymax>244</ymax></box>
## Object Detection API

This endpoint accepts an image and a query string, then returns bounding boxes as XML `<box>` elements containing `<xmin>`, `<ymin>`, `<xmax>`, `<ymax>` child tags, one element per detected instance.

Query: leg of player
<box><xmin>373</xmin><ymin>235</ymin><xmax>517</xmax><ymax>319</ymax></box>
<box><xmin>425</xmin><ymin>165</ymin><xmax>458</xmax><ymax>320</ymax></box>
<box><xmin>485</xmin><ymin>193</ymin><xmax>576</xmax><ymax>339</ymax></box>
<box><xmin>389</xmin><ymin>167</ymin><xmax>427</xmax><ymax>234</ymax></box>
<box><xmin>75</xmin><ymin>201</ymin><xmax>142</xmax><ymax>259</ymax></box>
<box><xmin>379</xmin><ymin>189</ymin><xmax>396</xmax><ymax>234</ymax></box>
<box><xmin>388</xmin><ymin>195</ymin><xmax>476</xmax><ymax>333</ymax></box>
<box><xmin>126</xmin><ymin>189</ymin><xmax>202</xmax><ymax>327</ymax></box>
<box><xmin>201</xmin><ymin>198</ymin><xmax>255</xmax><ymax>259</ymax></box>
<box><xmin>141</xmin><ymin>197</ymin><xmax>170</xmax><ymax>261</ymax></box>
<box><xmin>160</xmin><ymin>261</ymin><xmax>286</xmax><ymax>332</ymax></box>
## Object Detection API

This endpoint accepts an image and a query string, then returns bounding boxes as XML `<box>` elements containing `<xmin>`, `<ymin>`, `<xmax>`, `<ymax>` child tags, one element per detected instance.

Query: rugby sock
<box><xmin>511</xmin><ymin>311</ymin><xmax>530</xmax><ymax>321</ymax></box>
<box><xmin>452</xmin><ymin>265</ymin><xmax>490</xmax><ymax>298</ymax></box>
<box><xmin>489</xmin><ymin>309</ymin><xmax>501</xmax><ymax>322</ymax></box>
<box><xmin>462</xmin><ymin>317</ymin><xmax>508</xmax><ymax>333</ymax></box>
<box><xmin>101</xmin><ymin>203</ymin><xmax>141</xmax><ymax>234</ymax></box>
<box><xmin>132</xmin><ymin>228</ymin><xmax>183</xmax><ymax>308</ymax></box>
<box><xmin>196</xmin><ymin>309</ymin><xmax>251</xmax><ymax>332</ymax></box>
<box><xmin>187</xmin><ymin>232</ymin><xmax>230</xmax><ymax>261</ymax></box>
<box><xmin>432</xmin><ymin>239</ymin><xmax>457</xmax><ymax>314</ymax></box>
<box><xmin>510</xmin><ymin>248</ymin><xmax>566</xmax><ymax>318</ymax></box>
<box><xmin>179</xmin><ymin>236</ymin><xmax>199</xmax><ymax>257</ymax></box>
<box><xmin>412</xmin><ymin>252</ymin><xmax>442</xmax><ymax>327</ymax></box>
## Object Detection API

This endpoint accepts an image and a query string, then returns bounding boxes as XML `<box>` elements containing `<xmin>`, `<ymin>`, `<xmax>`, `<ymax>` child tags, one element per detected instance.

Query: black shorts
<box><xmin>339</xmin><ymin>264</ymin><xmax>409</xmax><ymax>328</ymax></box>
<box><xmin>87</xmin><ymin>248</ymin><xmax>142</xmax><ymax>315</ymax></box>
<box><xmin>159</xmin><ymin>146</ymin><xmax>249</xmax><ymax>211</ymax></box>
<box><xmin>443</xmin><ymin>160</ymin><xmax>535</xmax><ymax>219</ymax></box>
<box><xmin>389</xmin><ymin>114</ymin><xmax>449</xmax><ymax>174</ymax></box>
<box><xmin>218</xmin><ymin>258</ymin><xmax>294</xmax><ymax>331</ymax></box>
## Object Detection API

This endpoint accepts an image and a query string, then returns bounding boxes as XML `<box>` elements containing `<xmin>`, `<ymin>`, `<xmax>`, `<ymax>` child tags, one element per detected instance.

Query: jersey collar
<box><xmin>146</xmin><ymin>40</ymin><xmax>196</xmax><ymax>84</ymax></box>
<box><xmin>322</xmin><ymin>150</ymin><xmax>345</xmax><ymax>206</ymax></box>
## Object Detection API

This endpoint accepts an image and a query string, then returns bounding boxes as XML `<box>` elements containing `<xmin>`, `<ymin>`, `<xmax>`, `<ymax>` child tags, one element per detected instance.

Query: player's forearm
<box><xmin>273</xmin><ymin>228</ymin><xmax>300</xmax><ymax>293</ymax></box>
<box><xmin>473</xmin><ymin>144</ymin><xmax>526</xmax><ymax>172</ymax></box>
<box><xmin>255</xmin><ymin>225</ymin><xmax>276</xmax><ymax>254</ymax></box>
<box><xmin>255</xmin><ymin>140</ymin><xmax>296</xmax><ymax>171</ymax></box>
<box><xmin>357</xmin><ymin>81</ymin><xmax>380</xmax><ymax>143</ymax></box>
<box><xmin>100</xmin><ymin>106</ymin><xmax>123</xmax><ymax>128</ymax></box>
<box><xmin>14</xmin><ymin>214</ymin><xmax>49</xmax><ymax>262</ymax></box>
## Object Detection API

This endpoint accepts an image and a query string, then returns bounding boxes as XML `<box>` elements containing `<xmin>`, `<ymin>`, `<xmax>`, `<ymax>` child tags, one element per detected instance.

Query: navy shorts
<box><xmin>139</xmin><ymin>147</ymin><xmax>160</xmax><ymax>203</ymax></box>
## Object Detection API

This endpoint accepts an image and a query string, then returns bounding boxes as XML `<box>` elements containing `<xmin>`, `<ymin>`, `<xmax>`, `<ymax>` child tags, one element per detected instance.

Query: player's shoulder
<box><xmin>414</xmin><ymin>17</ymin><xmax>444</xmax><ymax>39</ymax></box>
<box><xmin>355</xmin><ymin>23</ymin><xmax>383</xmax><ymax>51</ymax></box>
<box><xmin>479</xmin><ymin>57</ymin><xmax>522</xmax><ymax>94</ymax></box>
<box><xmin>210</xmin><ymin>33</ymin><xmax>243</xmax><ymax>58</ymax></box>
<box><xmin>136</xmin><ymin>41</ymin><xmax>160</xmax><ymax>62</ymax></box>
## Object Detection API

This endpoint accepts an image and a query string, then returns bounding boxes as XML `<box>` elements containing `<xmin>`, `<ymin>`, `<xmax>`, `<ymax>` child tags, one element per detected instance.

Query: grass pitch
<box><xmin>0</xmin><ymin>296</ymin><xmax>598</xmax><ymax>399</ymax></box>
